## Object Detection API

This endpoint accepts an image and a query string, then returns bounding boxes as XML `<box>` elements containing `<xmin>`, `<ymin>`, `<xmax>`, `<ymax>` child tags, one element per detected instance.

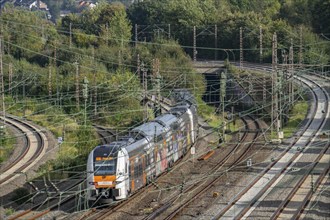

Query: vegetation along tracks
<box><xmin>142</xmin><ymin>115</ymin><xmax>263</xmax><ymax>220</ymax></box>
<box><xmin>93</xmin><ymin>125</ymin><xmax>118</xmax><ymax>145</ymax></box>
<box><xmin>214</xmin><ymin>73</ymin><xmax>329</xmax><ymax>219</ymax></box>
<box><xmin>0</xmin><ymin>115</ymin><xmax>48</xmax><ymax>186</ymax></box>
<box><xmin>266</xmin><ymin>75</ymin><xmax>330</xmax><ymax>219</ymax></box>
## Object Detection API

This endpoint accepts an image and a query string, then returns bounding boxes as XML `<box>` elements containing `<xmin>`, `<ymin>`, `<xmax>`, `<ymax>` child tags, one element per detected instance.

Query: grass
<box><xmin>227</xmin><ymin>62</ymin><xmax>309</xmax><ymax>140</ymax></box>
<box><xmin>196</xmin><ymin>96</ymin><xmax>245</xmax><ymax>143</ymax></box>
<box><xmin>5</xmin><ymin>97</ymin><xmax>99</xmax><ymax>175</ymax></box>
<box><xmin>0</xmin><ymin>128</ymin><xmax>16</xmax><ymax>164</ymax></box>
<box><xmin>283</xmin><ymin>101</ymin><xmax>309</xmax><ymax>138</ymax></box>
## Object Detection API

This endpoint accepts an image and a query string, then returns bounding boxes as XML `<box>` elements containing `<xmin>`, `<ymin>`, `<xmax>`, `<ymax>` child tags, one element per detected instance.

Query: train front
<box><xmin>86</xmin><ymin>144</ymin><xmax>128</xmax><ymax>204</ymax></box>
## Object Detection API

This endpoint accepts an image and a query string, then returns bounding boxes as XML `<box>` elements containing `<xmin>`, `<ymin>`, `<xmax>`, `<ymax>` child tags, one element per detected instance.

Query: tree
<box><xmin>309</xmin><ymin>0</ymin><xmax>330</xmax><ymax>34</ymax></box>
<box><xmin>104</xmin><ymin>3</ymin><xmax>132</xmax><ymax>45</ymax></box>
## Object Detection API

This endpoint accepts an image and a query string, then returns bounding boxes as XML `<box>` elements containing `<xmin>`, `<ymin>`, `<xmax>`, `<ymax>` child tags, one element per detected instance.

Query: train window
<box><xmin>134</xmin><ymin>162</ymin><xmax>140</xmax><ymax>178</ymax></box>
<box><xmin>134</xmin><ymin>161</ymin><xmax>143</xmax><ymax>178</ymax></box>
<box><xmin>150</xmin><ymin>152</ymin><xmax>154</xmax><ymax>164</ymax></box>
<box><xmin>168</xmin><ymin>144</ymin><xmax>172</xmax><ymax>151</ymax></box>
<box><xmin>172</xmin><ymin>123</ymin><xmax>179</xmax><ymax>131</ymax></box>
<box><xmin>145</xmin><ymin>154</ymin><xmax>150</xmax><ymax>167</ymax></box>
<box><xmin>156</xmin><ymin>135</ymin><xmax>163</xmax><ymax>142</ymax></box>
<box><xmin>94</xmin><ymin>159</ymin><xmax>117</xmax><ymax>176</ymax></box>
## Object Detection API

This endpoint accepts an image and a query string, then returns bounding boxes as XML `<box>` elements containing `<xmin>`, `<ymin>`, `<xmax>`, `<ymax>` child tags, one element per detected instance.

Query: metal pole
<box><xmin>240</xmin><ymin>27</ymin><xmax>243</xmax><ymax>68</ymax></box>
<box><xmin>193</xmin><ymin>26</ymin><xmax>197</xmax><ymax>62</ymax></box>
<box><xmin>135</xmin><ymin>24</ymin><xmax>138</xmax><ymax>48</ymax></box>
<box><xmin>263</xmin><ymin>74</ymin><xmax>266</xmax><ymax>105</ymax></box>
<box><xmin>92</xmin><ymin>47</ymin><xmax>97</xmax><ymax>116</ymax></box>
<box><xmin>152</xmin><ymin>59</ymin><xmax>161</xmax><ymax>117</ymax></box>
<box><xmin>299</xmin><ymin>26</ymin><xmax>303</xmax><ymax>68</ymax></box>
<box><xmin>272</xmin><ymin>32</ymin><xmax>279</xmax><ymax>138</ymax></box>
<box><xmin>141</xmin><ymin>62</ymin><xmax>148</xmax><ymax>121</ymax></box>
<box><xmin>75</xmin><ymin>61</ymin><xmax>80</xmax><ymax>111</ymax></box>
<box><xmin>54</xmin><ymin>42</ymin><xmax>58</xmax><ymax>106</ymax></box>
<box><xmin>0</xmin><ymin>36</ymin><xmax>5</xmax><ymax>125</ymax></box>
<box><xmin>48</xmin><ymin>58</ymin><xmax>52</xmax><ymax>100</ymax></box>
<box><xmin>215</xmin><ymin>25</ymin><xmax>218</xmax><ymax>61</ymax></box>
<box><xmin>8</xmin><ymin>62</ymin><xmax>12</xmax><ymax>97</ymax></box>
<box><xmin>259</xmin><ymin>25</ymin><xmax>263</xmax><ymax>63</ymax></box>
<box><xmin>289</xmin><ymin>39</ymin><xmax>294</xmax><ymax>104</ymax></box>
<box><xmin>23</xmin><ymin>71</ymin><xmax>26</xmax><ymax>117</ymax></box>
<box><xmin>83</xmin><ymin>77</ymin><xmax>89</xmax><ymax>127</ymax></box>
<box><xmin>220</xmin><ymin>71</ymin><xmax>227</xmax><ymax>142</ymax></box>
<box><xmin>271</xmin><ymin>33</ymin><xmax>276</xmax><ymax>137</ymax></box>
<box><xmin>156</xmin><ymin>59</ymin><xmax>161</xmax><ymax>116</ymax></box>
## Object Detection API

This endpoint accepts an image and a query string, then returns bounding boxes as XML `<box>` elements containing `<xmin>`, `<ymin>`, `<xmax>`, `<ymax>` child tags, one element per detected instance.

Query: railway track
<box><xmin>212</xmin><ymin>69</ymin><xmax>329</xmax><ymax>219</ymax></box>
<box><xmin>77</xmin><ymin>186</ymin><xmax>150</xmax><ymax>220</ymax></box>
<box><xmin>142</xmin><ymin>116</ymin><xmax>264</xmax><ymax>220</ymax></box>
<box><xmin>77</xmin><ymin>133</ymin><xmax>203</xmax><ymax>220</ymax></box>
<box><xmin>250</xmin><ymin>75</ymin><xmax>330</xmax><ymax>219</ymax></box>
<box><xmin>81</xmin><ymin>68</ymin><xmax>270</xmax><ymax>220</ymax></box>
<box><xmin>77</xmin><ymin>114</ymin><xmax>262</xmax><ymax>220</ymax></box>
<box><xmin>0</xmin><ymin>115</ymin><xmax>48</xmax><ymax>186</ymax></box>
<box><xmin>93</xmin><ymin>125</ymin><xmax>118</xmax><ymax>144</ymax></box>
<box><xmin>7</xmin><ymin>176</ymin><xmax>85</xmax><ymax>220</ymax></box>
<box><xmin>77</xmin><ymin>136</ymin><xmax>201</xmax><ymax>220</ymax></box>
<box><xmin>7</xmin><ymin>124</ymin><xmax>118</xmax><ymax>220</ymax></box>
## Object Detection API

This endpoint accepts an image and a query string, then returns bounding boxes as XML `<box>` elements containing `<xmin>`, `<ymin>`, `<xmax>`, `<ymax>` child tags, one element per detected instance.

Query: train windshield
<box><xmin>94</xmin><ymin>159</ymin><xmax>117</xmax><ymax>176</ymax></box>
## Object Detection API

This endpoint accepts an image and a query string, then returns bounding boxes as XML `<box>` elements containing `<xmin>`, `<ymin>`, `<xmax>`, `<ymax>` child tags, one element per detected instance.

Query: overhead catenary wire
<box><xmin>0</xmin><ymin>7</ymin><xmax>328</xmax><ymax>215</ymax></box>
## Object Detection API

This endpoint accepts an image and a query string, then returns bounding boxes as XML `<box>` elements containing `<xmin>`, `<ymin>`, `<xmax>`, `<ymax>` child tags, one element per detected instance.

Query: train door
<box><xmin>133</xmin><ymin>156</ymin><xmax>143</xmax><ymax>190</ymax></box>
<box><xmin>145</xmin><ymin>150</ymin><xmax>155</xmax><ymax>183</ymax></box>
<box><xmin>186</xmin><ymin>123</ymin><xmax>191</xmax><ymax>146</ymax></box>
<box><xmin>142</xmin><ymin>154</ymin><xmax>146</xmax><ymax>185</ymax></box>
<box><xmin>172</xmin><ymin>133</ymin><xmax>179</xmax><ymax>162</ymax></box>
<box><xmin>161</xmin><ymin>140</ymin><xmax>168</xmax><ymax>172</ymax></box>
<box><xmin>177</xmin><ymin>130</ymin><xmax>183</xmax><ymax>157</ymax></box>
<box><xmin>130</xmin><ymin>157</ymin><xmax>135</xmax><ymax>192</ymax></box>
<box><xmin>155</xmin><ymin>146</ymin><xmax>162</xmax><ymax>176</ymax></box>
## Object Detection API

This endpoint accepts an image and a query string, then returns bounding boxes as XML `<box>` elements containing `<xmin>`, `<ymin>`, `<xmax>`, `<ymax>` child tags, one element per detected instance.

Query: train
<box><xmin>86</xmin><ymin>90</ymin><xmax>198</xmax><ymax>204</ymax></box>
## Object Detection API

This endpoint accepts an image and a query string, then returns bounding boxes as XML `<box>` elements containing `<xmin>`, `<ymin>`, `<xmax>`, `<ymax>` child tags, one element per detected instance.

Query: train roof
<box><xmin>172</xmin><ymin>89</ymin><xmax>196</xmax><ymax>105</ymax></box>
<box><xmin>169</xmin><ymin>104</ymin><xmax>189</xmax><ymax>115</ymax></box>
<box><xmin>154</xmin><ymin>113</ymin><xmax>178</xmax><ymax>127</ymax></box>
<box><xmin>132</xmin><ymin>121</ymin><xmax>165</xmax><ymax>138</ymax></box>
<box><xmin>93</xmin><ymin>143</ymin><xmax>124</xmax><ymax>157</ymax></box>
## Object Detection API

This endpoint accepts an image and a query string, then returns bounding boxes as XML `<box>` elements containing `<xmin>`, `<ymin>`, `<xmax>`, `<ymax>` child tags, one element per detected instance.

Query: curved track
<box><xmin>93</xmin><ymin>125</ymin><xmax>117</xmax><ymax>144</ymax></box>
<box><xmin>82</xmin><ymin>115</ymin><xmax>264</xmax><ymax>220</ymax></box>
<box><xmin>213</xmin><ymin>70</ymin><xmax>329</xmax><ymax>219</ymax></box>
<box><xmin>0</xmin><ymin>115</ymin><xmax>48</xmax><ymax>186</ymax></box>
<box><xmin>144</xmin><ymin>116</ymin><xmax>263</xmax><ymax>220</ymax></box>
<box><xmin>7</xmin><ymin>177</ymin><xmax>84</xmax><ymax>220</ymax></box>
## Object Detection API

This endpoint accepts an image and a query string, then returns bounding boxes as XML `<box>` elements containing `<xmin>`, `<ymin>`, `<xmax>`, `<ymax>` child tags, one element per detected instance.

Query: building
<box><xmin>29</xmin><ymin>0</ymin><xmax>49</xmax><ymax>11</ymax></box>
